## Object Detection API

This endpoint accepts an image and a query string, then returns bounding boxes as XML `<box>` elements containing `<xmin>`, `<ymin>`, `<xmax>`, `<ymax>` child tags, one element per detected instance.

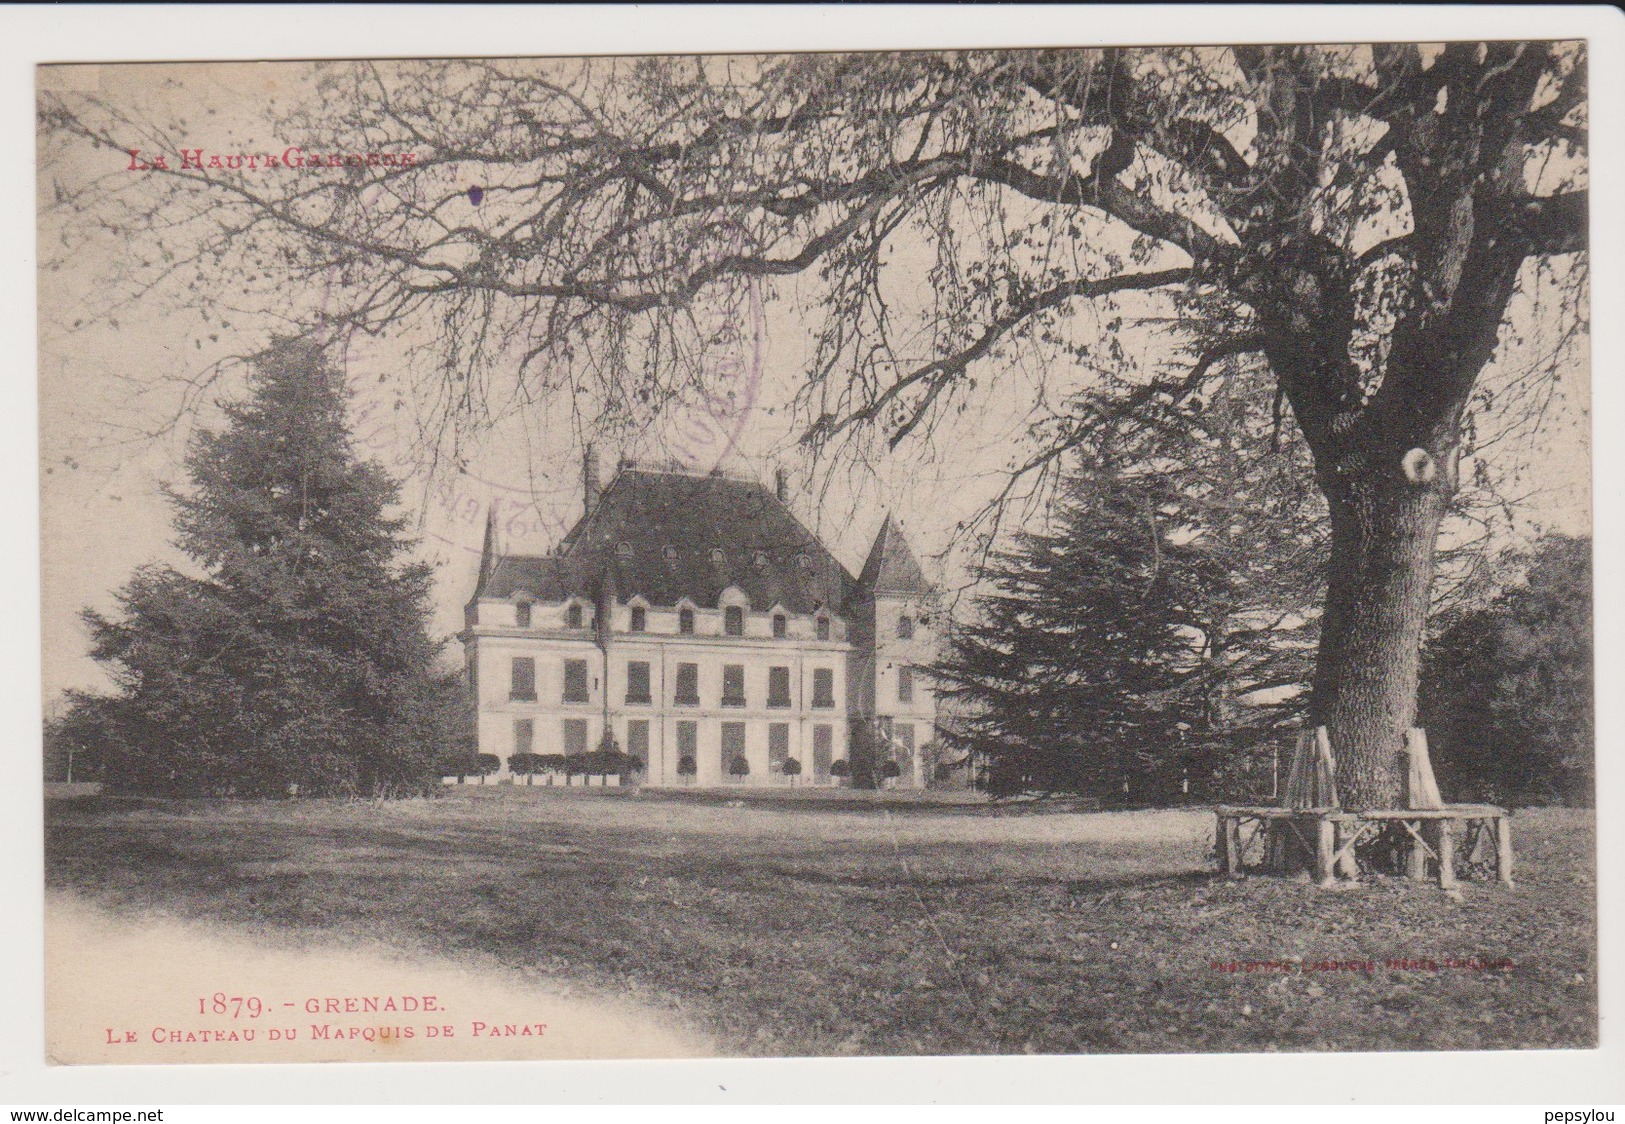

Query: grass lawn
<box><xmin>44</xmin><ymin>793</ymin><xmax>1596</xmax><ymax>1057</ymax></box>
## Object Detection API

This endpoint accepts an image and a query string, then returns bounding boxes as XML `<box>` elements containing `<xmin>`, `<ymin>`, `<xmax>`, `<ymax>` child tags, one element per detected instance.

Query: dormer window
<box><xmin>679</xmin><ymin>606</ymin><xmax>695</xmax><ymax>635</ymax></box>
<box><xmin>797</xmin><ymin>554</ymin><xmax>812</xmax><ymax>570</ymax></box>
<box><xmin>772</xmin><ymin>613</ymin><xmax>787</xmax><ymax>639</ymax></box>
<box><xmin>616</xmin><ymin>541</ymin><xmax>633</xmax><ymax>557</ymax></box>
<box><xmin>816</xmin><ymin>615</ymin><xmax>831</xmax><ymax>642</ymax></box>
<box><xmin>630</xmin><ymin>605</ymin><xmax>647</xmax><ymax>632</ymax></box>
<box><xmin>567</xmin><ymin>603</ymin><xmax>583</xmax><ymax>630</ymax></box>
<box><xmin>710</xmin><ymin>548</ymin><xmax>725</xmax><ymax>565</ymax></box>
<box><xmin>663</xmin><ymin>545</ymin><xmax>679</xmax><ymax>562</ymax></box>
<box><xmin>515</xmin><ymin>601</ymin><xmax>532</xmax><ymax>629</ymax></box>
<box><xmin>754</xmin><ymin>551</ymin><xmax>768</xmax><ymax>568</ymax></box>
<box><xmin>724</xmin><ymin>605</ymin><xmax>744</xmax><ymax>636</ymax></box>
<box><xmin>897</xmin><ymin>614</ymin><xmax>914</xmax><ymax>640</ymax></box>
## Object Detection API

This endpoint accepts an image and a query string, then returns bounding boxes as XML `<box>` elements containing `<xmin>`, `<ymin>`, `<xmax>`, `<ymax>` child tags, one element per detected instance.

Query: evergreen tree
<box><xmin>933</xmin><ymin>465</ymin><xmax>1204</xmax><ymax>801</ymax></box>
<box><xmin>1419</xmin><ymin>535</ymin><xmax>1593</xmax><ymax>806</ymax></box>
<box><xmin>77</xmin><ymin>339</ymin><xmax>447</xmax><ymax>796</ymax></box>
<box><xmin>936</xmin><ymin>364</ymin><xmax>1328</xmax><ymax>802</ymax></box>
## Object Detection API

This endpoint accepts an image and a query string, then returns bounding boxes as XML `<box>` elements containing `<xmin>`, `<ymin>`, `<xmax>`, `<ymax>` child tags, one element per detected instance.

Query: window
<box><xmin>616</xmin><ymin>541</ymin><xmax>633</xmax><ymax>557</ymax></box>
<box><xmin>674</xmin><ymin>662</ymin><xmax>700</xmax><ymax>705</ymax></box>
<box><xmin>898</xmin><ymin>666</ymin><xmax>915</xmax><ymax>704</ymax></box>
<box><xmin>816</xmin><ymin>616</ymin><xmax>831</xmax><ymax>642</ymax></box>
<box><xmin>710</xmin><ymin>548</ymin><xmax>725</xmax><ymax>565</ymax></box>
<box><xmin>566</xmin><ymin>603</ymin><xmax>583</xmax><ymax>629</ymax></box>
<box><xmin>677</xmin><ymin>720</ymin><xmax>698</xmax><ymax>759</ymax></box>
<box><xmin>625</xmin><ymin>660</ymin><xmax>651</xmax><ymax>704</ymax></box>
<box><xmin>797</xmin><ymin>554</ymin><xmax>812</xmax><ymax>570</ymax></box>
<box><xmin>678</xmin><ymin>607</ymin><xmax>695</xmax><ymax>635</ymax></box>
<box><xmin>812</xmin><ymin>724</ymin><xmax>834</xmax><ymax>780</ymax></box>
<box><xmin>897</xmin><ymin>614</ymin><xmax>914</xmax><ymax>640</ymax></box>
<box><xmin>510</xmin><ymin>657</ymin><xmax>537</xmax><ymax>701</ymax></box>
<box><xmin>722</xmin><ymin>664</ymin><xmax>746</xmax><ymax>707</ymax></box>
<box><xmin>811</xmin><ymin>668</ymin><xmax>835</xmax><ymax>709</ymax></box>
<box><xmin>630</xmin><ymin>605</ymin><xmax>647</xmax><ymax>632</ymax></box>
<box><xmin>562</xmin><ymin>718</ymin><xmax>589</xmax><ymax>756</ymax></box>
<box><xmin>767</xmin><ymin>666</ymin><xmax>791</xmax><ymax>708</ymax></box>
<box><xmin>515</xmin><ymin>602</ymin><xmax>531</xmax><ymax>629</ymax></box>
<box><xmin>513</xmin><ymin>718</ymin><xmax>534</xmax><ymax>755</ymax></box>
<box><xmin>626</xmin><ymin>719</ymin><xmax>650</xmax><ymax>762</ymax></box>
<box><xmin>722</xmin><ymin>722</ymin><xmax>746</xmax><ymax>775</ymax></box>
<box><xmin>772</xmin><ymin>614</ymin><xmax>787</xmax><ymax>639</ymax></box>
<box><xmin>663</xmin><ymin>545</ymin><xmax>679</xmax><ymax>561</ymax></box>
<box><xmin>563</xmin><ymin>658</ymin><xmax>589</xmax><ymax>703</ymax></box>
<box><xmin>724</xmin><ymin>605</ymin><xmax>744</xmax><ymax>636</ymax></box>
<box><xmin>769</xmin><ymin>723</ymin><xmax>790</xmax><ymax>770</ymax></box>
<box><xmin>754</xmin><ymin>551</ymin><xmax>768</xmax><ymax>568</ymax></box>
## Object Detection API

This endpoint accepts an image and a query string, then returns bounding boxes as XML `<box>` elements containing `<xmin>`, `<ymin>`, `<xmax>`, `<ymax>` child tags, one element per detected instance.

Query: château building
<box><xmin>460</xmin><ymin>455</ymin><xmax>939</xmax><ymax>787</ymax></box>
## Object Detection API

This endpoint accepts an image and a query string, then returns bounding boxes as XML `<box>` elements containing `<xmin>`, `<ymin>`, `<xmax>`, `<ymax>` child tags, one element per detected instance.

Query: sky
<box><xmin>35</xmin><ymin>53</ymin><xmax>1593</xmax><ymax>704</ymax></box>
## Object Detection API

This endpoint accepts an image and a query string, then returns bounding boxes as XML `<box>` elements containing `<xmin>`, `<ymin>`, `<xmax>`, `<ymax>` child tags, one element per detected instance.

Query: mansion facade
<box><xmin>460</xmin><ymin>456</ymin><xmax>940</xmax><ymax>788</ymax></box>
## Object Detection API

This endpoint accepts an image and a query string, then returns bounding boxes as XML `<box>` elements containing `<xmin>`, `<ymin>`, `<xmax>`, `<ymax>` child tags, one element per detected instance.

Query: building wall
<box><xmin>465</xmin><ymin>596</ymin><xmax>854</xmax><ymax>787</ymax></box>
<box><xmin>866</xmin><ymin>592</ymin><xmax>941</xmax><ymax>787</ymax></box>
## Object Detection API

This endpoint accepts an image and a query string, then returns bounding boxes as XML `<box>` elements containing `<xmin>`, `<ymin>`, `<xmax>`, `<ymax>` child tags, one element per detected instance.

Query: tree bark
<box><xmin>1309</xmin><ymin>470</ymin><xmax>1451</xmax><ymax>809</ymax></box>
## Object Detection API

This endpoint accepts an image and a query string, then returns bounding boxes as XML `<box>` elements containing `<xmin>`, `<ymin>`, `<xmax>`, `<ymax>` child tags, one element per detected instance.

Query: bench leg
<box><xmin>1407</xmin><ymin>821</ymin><xmax>1428</xmax><ymax>882</ymax></box>
<box><xmin>1438</xmin><ymin>819</ymin><xmax>1458</xmax><ymax>889</ymax></box>
<box><xmin>1335</xmin><ymin>821</ymin><xmax>1360</xmax><ymax>879</ymax></box>
<box><xmin>1496</xmin><ymin>816</ymin><xmax>1514</xmax><ymax>887</ymax></box>
<box><xmin>1315</xmin><ymin>817</ymin><xmax>1336</xmax><ymax>888</ymax></box>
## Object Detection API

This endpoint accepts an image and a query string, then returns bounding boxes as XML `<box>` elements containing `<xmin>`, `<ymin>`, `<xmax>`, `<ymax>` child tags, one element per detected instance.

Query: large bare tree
<box><xmin>41</xmin><ymin>42</ymin><xmax>1587</xmax><ymax>807</ymax></box>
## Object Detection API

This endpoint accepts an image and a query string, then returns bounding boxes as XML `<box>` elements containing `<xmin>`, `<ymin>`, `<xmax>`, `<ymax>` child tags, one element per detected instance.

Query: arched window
<box><xmin>710</xmin><ymin>548</ymin><xmax>726</xmax><ymax>565</ymax></box>
<box><xmin>724</xmin><ymin>605</ymin><xmax>745</xmax><ymax>636</ymax></box>
<box><xmin>616</xmin><ymin>541</ymin><xmax>633</xmax><ymax>557</ymax></box>
<box><xmin>897</xmin><ymin>614</ymin><xmax>914</xmax><ymax>640</ymax></box>
<box><xmin>515</xmin><ymin>602</ymin><xmax>531</xmax><ymax>629</ymax></box>
<box><xmin>663</xmin><ymin>545</ymin><xmax>679</xmax><ymax>561</ymax></box>
<box><xmin>567</xmin><ymin>603</ymin><xmax>583</xmax><ymax>630</ymax></box>
<box><xmin>678</xmin><ymin>607</ymin><xmax>695</xmax><ymax>635</ymax></box>
<box><xmin>630</xmin><ymin>605</ymin><xmax>647</xmax><ymax>632</ymax></box>
<box><xmin>754</xmin><ymin>551</ymin><xmax>768</xmax><ymax>568</ymax></box>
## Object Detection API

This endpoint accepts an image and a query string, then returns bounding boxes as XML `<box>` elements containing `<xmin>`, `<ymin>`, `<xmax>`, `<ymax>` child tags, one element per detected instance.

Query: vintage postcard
<box><xmin>30</xmin><ymin>13</ymin><xmax>1606</xmax><ymax>1089</ymax></box>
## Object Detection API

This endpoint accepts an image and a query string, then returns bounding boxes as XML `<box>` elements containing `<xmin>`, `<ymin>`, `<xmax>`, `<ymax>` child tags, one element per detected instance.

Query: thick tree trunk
<box><xmin>1310</xmin><ymin>471</ymin><xmax>1451</xmax><ymax>809</ymax></box>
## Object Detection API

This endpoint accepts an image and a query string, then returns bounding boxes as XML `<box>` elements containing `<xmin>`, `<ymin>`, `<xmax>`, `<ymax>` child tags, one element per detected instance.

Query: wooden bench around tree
<box><xmin>1213</xmin><ymin>803</ymin><xmax>1513</xmax><ymax>888</ymax></box>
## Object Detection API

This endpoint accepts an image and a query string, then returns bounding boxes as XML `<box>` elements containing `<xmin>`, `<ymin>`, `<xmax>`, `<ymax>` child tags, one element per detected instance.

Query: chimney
<box><xmin>774</xmin><ymin>466</ymin><xmax>788</xmax><ymax>503</ymax></box>
<box><xmin>583</xmin><ymin>444</ymin><xmax>601</xmax><ymax>518</ymax></box>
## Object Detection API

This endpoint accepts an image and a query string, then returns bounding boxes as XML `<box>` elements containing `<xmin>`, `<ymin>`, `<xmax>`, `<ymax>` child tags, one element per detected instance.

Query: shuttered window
<box><xmin>811</xmin><ymin>668</ymin><xmax>835</xmax><ymax>708</ymax></box>
<box><xmin>563</xmin><ymin>659</ymin><xmax>589</xmax><ymax>703</ymax></box>
<box><xmin>674</xmin><ymin>662</ymin><xmax>700</xmax><ymax>705</ymax></box>
<box><xmin>722</xmin><ymin>664</ymin><xmax>746</xmax><ymax>707</ymax></box>
<box><xmin>510</xmin><ymin>658</ymin><xmax>536</xmax><ymax>701</ymax></box>
<box><xmin>626</xmin><ymin>661</ymin><xmax>651</xmax><ymax>704</ymax></box>
<box><xmin>767</xmin><ymin>667</ymin><xmax>791</xmax><ymax>708</ymax></box>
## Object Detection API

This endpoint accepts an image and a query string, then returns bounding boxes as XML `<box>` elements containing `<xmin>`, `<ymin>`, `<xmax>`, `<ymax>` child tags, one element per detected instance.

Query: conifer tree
<box><xmin>933</xmin><ymin>465</ymin><xmax>1202</xmax><ymax>800</ymax></box>
<box><xmin>934</xmin><ymin>368</ymin><xmax>1328</xmax><ymax>801</ymax></box>
<box><xmin>78</xmin><ymin>339</ymin><xmax>447</xmax><ymax>796</ymax></box>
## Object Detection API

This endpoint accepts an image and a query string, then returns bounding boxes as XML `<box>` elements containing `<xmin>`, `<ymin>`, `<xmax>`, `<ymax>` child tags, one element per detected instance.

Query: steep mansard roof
<box><xmin>478</xmin><ymin>468</ymin><xmax>862</xmax><ymax>615</ymax></box>
<box><xmin>856</xmin><ymin>514</ymin><xmax>932</xmax><ymax>597</ymax></box>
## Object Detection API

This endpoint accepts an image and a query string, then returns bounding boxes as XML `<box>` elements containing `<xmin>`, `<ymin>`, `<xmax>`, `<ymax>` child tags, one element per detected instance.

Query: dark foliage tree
<box><xmin>43</xmin><ymin>691</ymin><xmax>119</xmax><ymax>783</ymax></box>
<box><xmin>935</xmin><ymin>462</ymin><xmax>1205</xmax><ymax>799</ymax></box>
<box><xmin>75</xmin><ymin>339</ymin><xmax>448</xmax><ymax>796</ymax></box>
<box><xmin>937</xmin><ymin>361</ymin><xmax>1329</xmax><ymax>801</ymax></box>
<box><xmin>43</xmin><ymin>42</ymin><xmax>1587</xmax><ymax>805</ymax></box>
<box><xmin>1419</xmin><ymin>534</ymin><xmax>1592</xmax><ymax>806</ymax></box>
